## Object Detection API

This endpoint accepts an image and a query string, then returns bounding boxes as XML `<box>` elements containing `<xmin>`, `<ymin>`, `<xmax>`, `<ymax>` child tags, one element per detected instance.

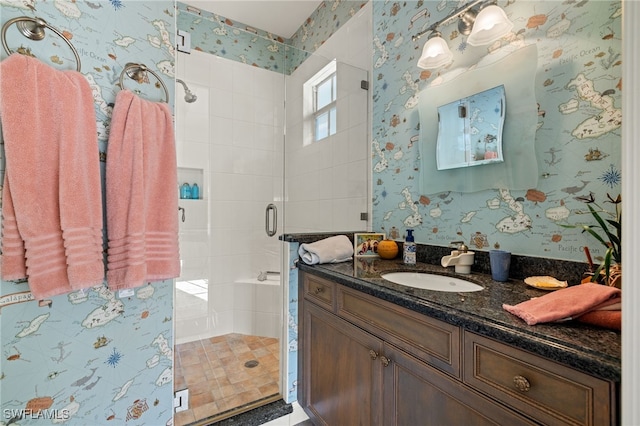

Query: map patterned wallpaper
<box><xmin>176</xmin><ymin>1</ymin><xmax>367</xmax><ymax>75</ymax></box>
<box><xmin>0</xmin><ymin>1</ymin><xmax>175</xmax><ymax>425</ymax></box>
<box><xmin>371</xmin><ymin>0</ymin><xmax>622</xmax><ymax>263</ymax></box>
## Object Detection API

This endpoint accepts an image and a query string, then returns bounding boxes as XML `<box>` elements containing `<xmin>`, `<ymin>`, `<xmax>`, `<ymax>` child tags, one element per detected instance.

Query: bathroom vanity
<box><xmin>297</xmin><ymin>260</ymin><xmax>620</xmax><ymax>425</ymax></box>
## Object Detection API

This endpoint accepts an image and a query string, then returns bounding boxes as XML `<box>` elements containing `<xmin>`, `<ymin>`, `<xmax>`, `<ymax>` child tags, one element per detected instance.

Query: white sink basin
<box><xmin>381</xmin><ymin>272</ymin><xmax>484</xmax><ymax>293</ymax></box>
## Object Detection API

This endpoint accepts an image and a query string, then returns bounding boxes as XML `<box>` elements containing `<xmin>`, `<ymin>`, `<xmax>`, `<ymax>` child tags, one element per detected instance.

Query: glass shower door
<box><xmin>173</xmin><ymin>45</ymin><xmax>286</xmax><ymax>424</ymax></box>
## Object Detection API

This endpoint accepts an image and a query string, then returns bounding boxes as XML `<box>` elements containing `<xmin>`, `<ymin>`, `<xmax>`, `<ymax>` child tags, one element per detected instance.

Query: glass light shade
<box><xmin>466</xmin><ymin>5</ymin><xmax>514</xmax><ymax>46</ymax></box>
<box><xmin>417</xmin><ymin>34</ymin><xmax>453</xmax><ymax>69</ymax></box>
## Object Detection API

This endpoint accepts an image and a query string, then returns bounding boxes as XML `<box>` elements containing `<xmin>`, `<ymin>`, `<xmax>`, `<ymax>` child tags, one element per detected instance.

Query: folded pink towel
<box><xmin>0</xmin><ymin>54</ymin><xmax>104</xmax><ymax>299</ymax></box>
<box><xmin>503</xmin><ymin>283</ymin><xmax>621</xmax><ymax>325</ymax></box>
<box><xmin>106</xmin><ymin>90</ymin><xmax>180</xmax><ymax>290</ymax></box>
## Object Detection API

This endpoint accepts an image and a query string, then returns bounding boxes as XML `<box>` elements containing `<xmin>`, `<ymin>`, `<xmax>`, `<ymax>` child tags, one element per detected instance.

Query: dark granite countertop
<box><xmin>297</xmin><ymin>258</ymin><xmax>621</xmax><ymax>383</ymax></box>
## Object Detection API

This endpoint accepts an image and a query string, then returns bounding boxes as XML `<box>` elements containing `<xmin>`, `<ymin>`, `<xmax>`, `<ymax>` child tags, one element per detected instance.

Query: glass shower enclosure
<box><xmin>173</xmin><ymin>5</ymin><xmax>370</xmax><ymax>423</ymax></box>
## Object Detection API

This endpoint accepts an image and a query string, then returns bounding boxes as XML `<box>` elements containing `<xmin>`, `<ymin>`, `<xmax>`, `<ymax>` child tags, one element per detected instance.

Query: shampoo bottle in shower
<box><xmin>180</xmin><ymin>183</ymin><xmax>191</xmax><ymax>199</ymax></box>
<box><xmin>191</xmin><ymin>183</ymin><xmax>199</xmax><ymax>200</ymax></box>
<box><xmin>403</xmin><ymin>229</ymin><xmax>416</xmax><ymax>265</ymax></box>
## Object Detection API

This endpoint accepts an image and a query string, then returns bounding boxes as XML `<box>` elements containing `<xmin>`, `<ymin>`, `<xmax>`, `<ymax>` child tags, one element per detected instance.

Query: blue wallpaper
<box><xmin>372</xmin><ymin>1</ymin><xmax>622</xmax><ymax>263</ymax></box>
<box><xmin>176</xmin><ymin>2</ymin><xmax>291</xmax><ymax>73</ymax></box>
<box><xmin>176</xmin><ymin>1</ymin><xmax>367</xmax><ymax>74</ymax></box>
<box><xmin>0</xmin><ymin>1</ymin><xmax>175</xmax><ymax>424</ymax></box>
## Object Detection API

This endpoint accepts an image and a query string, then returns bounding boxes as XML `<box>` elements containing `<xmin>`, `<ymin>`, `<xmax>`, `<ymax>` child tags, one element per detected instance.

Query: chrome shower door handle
<box><xmin>265</xmin><ymin>203</ymin><xmax>277</xmax><ymax>237</ymax></box>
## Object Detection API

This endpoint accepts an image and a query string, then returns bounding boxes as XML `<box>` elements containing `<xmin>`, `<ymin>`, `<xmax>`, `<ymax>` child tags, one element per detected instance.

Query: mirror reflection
<box><xmin>418</xmin><ymin>44</ymin><xmax>539</xmax><ymax>194</ymax></box>
<box><xmin>436</xmin><ymin>85</ymin><xmax>506</xmax><ymax>170</ymax></box>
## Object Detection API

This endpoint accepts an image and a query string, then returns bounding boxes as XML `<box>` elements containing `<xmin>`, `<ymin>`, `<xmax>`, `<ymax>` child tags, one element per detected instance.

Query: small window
<box><xmin>303</xmin><ymin>60</ymin><xmax>337</xmax><ymax>145</ymax></box>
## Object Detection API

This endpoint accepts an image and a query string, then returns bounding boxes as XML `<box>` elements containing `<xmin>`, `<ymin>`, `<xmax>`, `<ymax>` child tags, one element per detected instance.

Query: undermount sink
<box><xmin>381</xmin><ymin>272</ymin><xmax>484</xmax><ymax>293</ymax></box>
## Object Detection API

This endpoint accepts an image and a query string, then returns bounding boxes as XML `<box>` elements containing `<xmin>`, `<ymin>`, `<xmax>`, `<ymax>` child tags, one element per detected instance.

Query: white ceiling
<box><xmin>183</xmin><ymin>0</ymin><xmax>323</xmax><ymax>39</ymax></box>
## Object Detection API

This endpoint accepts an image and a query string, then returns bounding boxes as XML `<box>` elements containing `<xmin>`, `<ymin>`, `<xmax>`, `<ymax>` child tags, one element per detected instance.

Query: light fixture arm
<box><xmin>412</xmin><ymin>0</ymin><xmax>488</xmax><ymax>42</ymax></box>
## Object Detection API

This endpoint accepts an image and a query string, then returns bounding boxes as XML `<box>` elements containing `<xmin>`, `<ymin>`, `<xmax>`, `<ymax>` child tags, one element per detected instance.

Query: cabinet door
<box><xmin>302</xmin><ymin>301</ymin><xmax>384</xmax><ymax>426</ymax></box>
<box><xmin>382</xmin><ymin>344</ymin><xmax>535</xmax><ymax>426</ymax></box>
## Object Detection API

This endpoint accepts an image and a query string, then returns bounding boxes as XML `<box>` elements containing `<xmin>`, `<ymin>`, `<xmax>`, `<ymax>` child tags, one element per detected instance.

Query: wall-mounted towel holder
<box><xmin>1</xmin><ymin>16</ymin><xmax>81</xmax><ymax>71</ymax></box>
<box><xmin>118</xmin><ymin>62</ymin><xmax>170</xmax><ymax>103</ymax></box>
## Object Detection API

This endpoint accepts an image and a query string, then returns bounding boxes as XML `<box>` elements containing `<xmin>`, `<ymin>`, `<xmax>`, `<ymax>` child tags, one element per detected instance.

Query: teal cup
<box><xmin>490</xmin><ymin>250</ymin><xmax>511</xmax><ymax>282</ymax></box>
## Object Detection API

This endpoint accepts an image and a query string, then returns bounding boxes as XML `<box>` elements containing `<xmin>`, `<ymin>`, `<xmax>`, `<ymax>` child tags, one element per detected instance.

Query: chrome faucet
<box><xmin>257</xmin><ymin>271</ymin><xmax>279</xmax><ymax>281</ymax></box>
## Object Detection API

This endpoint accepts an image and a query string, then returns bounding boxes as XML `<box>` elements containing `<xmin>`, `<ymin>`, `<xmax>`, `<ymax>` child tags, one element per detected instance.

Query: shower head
<box><xmin>176</xmin><ymin>78</ymin><xmax>197</xmax><ymax>103</ymax></box>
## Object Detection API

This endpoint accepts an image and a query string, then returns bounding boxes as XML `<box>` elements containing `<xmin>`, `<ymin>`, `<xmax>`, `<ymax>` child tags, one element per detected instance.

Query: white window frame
<box><xmin>303</xmin><ymin>60</ymin><xmax>337</xmax><ymax>145</ymax></box>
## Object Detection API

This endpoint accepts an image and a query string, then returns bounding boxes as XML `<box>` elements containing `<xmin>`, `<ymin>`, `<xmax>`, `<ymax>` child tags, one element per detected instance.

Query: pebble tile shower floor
<box><xmin>174</xmin><ymin>333</ymin><xmax>280</xmax><ymax>425</ymax></box>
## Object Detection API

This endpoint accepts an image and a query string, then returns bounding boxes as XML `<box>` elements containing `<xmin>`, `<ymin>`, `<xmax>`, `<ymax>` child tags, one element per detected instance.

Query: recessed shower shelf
<box><xmin>178</xmin><ymin>166</ymin><xmax>204</xmax><ymax>200</ymax></box>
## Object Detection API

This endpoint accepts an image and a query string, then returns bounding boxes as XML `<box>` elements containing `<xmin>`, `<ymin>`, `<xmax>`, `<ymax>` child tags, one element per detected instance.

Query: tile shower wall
<box><xmin>174</xmin><ymin>50</ymin><xmax>284</xmax><ymax>344</ymax></box>
<box><xmin>0</xmin><ymin>1</ymin><xmax>175</xmax><ymax>425</ymax></box>
<box><xmin>371</xmin><ymin>1</ymin><xmax>622</xmax><ymax>262</ymax></box>
<box><xmin>176</xmin><ymin>0</ymin><xmax>371</xmax><ymax>406</ymax></box>
<box><xmin>285</xmin><ymin>2</ymin><xmax>372</xmax><ymax>233</ymax></box>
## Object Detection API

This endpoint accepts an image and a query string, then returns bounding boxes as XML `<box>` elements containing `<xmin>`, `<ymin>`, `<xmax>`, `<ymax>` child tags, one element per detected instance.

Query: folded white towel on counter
<box><xmin>298</xmin><ymin>235</ymin><xmax>353</xmax><ymax>265</ymax></box>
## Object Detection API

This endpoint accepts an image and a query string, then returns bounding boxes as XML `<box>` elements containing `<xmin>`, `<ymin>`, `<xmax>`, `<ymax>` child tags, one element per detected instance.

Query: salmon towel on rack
<box><xmin>0</xmin><ymin>54</ymin><xmax>104</xmax><ymax>299</ymax></box>
<box><xmin>106</xmin><ymin>89</ymin><xmax>180</xmax><ymax>290</ymax></box>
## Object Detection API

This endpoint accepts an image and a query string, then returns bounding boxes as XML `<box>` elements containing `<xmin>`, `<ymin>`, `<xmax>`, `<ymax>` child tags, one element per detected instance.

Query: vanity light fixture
<box><xmin>417</xmin><ymin>31</ymin><xmax>454</xmax><ymax>69</ymax></box>
<box><xmin>413</xmin><ymin>0</ymin><xmax>513</xmax><ymax>69</ymax></box>
<box><xmin>466</xmin><ymin>4</ymin><xmax>514</xmax><ymax>46</ymax></box>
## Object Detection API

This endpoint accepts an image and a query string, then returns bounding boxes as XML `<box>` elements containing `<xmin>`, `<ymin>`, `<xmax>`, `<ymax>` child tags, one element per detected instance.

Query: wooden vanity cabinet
<box><xmin>463</xmin><ymin>331</ymin><xmax>616</xmax><ymax>425</ymax></box>
<box><xmin>299</xmin><ymin>272</ymin><xmax>617</xmax><ymax>426</ymax></box>
<box><xmin>381</xmin><ymin>342</ymin><xmax>534</xmax><ymax>425</ymax></box>
<box><xmin>302</xmin><ymin>302</ymin><xmax>383</xmax><ymax>425</ymax></box>
<box><xmin>299</xmin><ymin>272</ymin><xmax>532</xmax><ymax>425</ymax></box>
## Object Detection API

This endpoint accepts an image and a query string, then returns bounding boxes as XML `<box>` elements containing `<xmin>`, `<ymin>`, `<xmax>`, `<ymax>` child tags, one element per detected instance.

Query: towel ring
<box><xmin>118</xmin><ymin>62</ymin><xmax>169</xmax><ymax>103</ymax></box>
<box><xmin>1</xmin><ymin>16</ymin><xmax>81</xmax><ymax>72</ymax></box>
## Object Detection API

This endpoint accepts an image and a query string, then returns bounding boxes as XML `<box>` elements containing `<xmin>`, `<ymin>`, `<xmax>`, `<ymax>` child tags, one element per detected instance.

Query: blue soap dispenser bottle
<box><xmin>180</xmin><ymin>183</ymin><xmax>191</xmax><ymax>199</ymax></box>
<box><xmin>191</xmin><ymin>183</ymin><xmax>199</xmax><ymax>200</ymax></box>
<box><xmin>403</xmin><ymin>229</ymin><xmax>416</xmax><ymax>265</ymax></box>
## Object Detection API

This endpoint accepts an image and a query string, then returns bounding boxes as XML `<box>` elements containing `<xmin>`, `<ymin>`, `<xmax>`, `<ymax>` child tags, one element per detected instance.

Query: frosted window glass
<box><xmin>329</xmin><ymin>107</ymin><xmax>336</xmax><ymax>136</ymax></box>
<box><xmin>419</xmin><ymin>44</ymin><xmax>539</xmax><ymax>194</ymax></box>
<box><xmin>317</xmin><ymin>78</ymin><xmax>333</xmax><ymax>110</ymax></box>
<box><xmin>316</xmin><ymin>111</ymin><xmax>329</xmax><ymax>140</ymax></box>
<box><xmin>332</xmin><ymin>74</ymin><xmax>337</xmax><ymax>102</ymax></box>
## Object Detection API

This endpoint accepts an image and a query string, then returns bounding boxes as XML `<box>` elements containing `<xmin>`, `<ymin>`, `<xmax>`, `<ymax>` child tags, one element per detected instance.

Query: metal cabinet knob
<box><xmin>513</xmin><ymin>375</ymin><xmax>531</xmax><ymax>392</ymax></box>
<box><xmin>380</xmin><ymin>355</ymin><xmax>391</xmax><ymax>367</ymax></box>
<box><xmin>369</xmin><ymin>350</ymin><xmax>378</xmax><ymax>360</ymax></box>
<box><xmin>314</xmin><ymin>286</ymin><xmax>324</xmax><ymax>295</ymax></box>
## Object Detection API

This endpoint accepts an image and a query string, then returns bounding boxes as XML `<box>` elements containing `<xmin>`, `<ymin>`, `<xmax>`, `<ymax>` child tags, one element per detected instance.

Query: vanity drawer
<box><xmin>302</xmin><ymin>273</ymin><xmax>336</xmax><ymax>311</ymax></box>
<box><xmin>337</xmin><ymin>285</ymin><xmax>461</xmax><ymax>377</ymax></box>
<box><xmin>463</xmin><ymin>331</ymin><xmax>614</xmax><ymax>426</ymax></box>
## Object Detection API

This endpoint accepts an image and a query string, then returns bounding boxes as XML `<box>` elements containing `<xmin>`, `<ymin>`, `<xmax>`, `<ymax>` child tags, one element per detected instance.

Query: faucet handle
<box><xmin>449</xmin><ymin>241</ymin><xmax>468</xmax><ymax>253</ymax></box>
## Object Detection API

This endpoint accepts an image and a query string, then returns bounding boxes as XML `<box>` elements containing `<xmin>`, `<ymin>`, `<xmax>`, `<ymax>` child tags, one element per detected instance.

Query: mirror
<box><xmin>436</xmin><ymin>85</ymin><xmax>506</xmax><ymax>170</ymax></box>
<box><xmin>418</xmin><ymin>44</ymin><xmax>539</xmax><ymax>194</ymax></box>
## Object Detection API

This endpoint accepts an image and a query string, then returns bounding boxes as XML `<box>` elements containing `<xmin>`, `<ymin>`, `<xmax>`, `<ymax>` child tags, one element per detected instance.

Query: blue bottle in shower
<box><xmin>180</xmin><ymin>183</ymin><xmax>191</xmax><ymax>199</ymax></box>
<box><xmin>191</xmin><ymin>183</ymin><xmax>199</xmax><ymax>200</ymax></box>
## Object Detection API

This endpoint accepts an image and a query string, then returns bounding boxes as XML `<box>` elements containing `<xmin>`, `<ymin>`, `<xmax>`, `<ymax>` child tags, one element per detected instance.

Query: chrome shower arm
<box><xmin>176</xmin><ymin>78</ymin><xmax>197</xmax><ymax>103</ymax></box>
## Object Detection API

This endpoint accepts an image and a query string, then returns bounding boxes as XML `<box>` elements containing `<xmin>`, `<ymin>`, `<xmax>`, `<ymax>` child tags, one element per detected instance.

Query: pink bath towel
<box><xmin>0</xmin><ymin>54</ymin><xmax>104</xmax><ymax>299</ymax></box>
<box><xmin>106</xmin><ymin>90</ymin><xmax>180</xmax><ymax>290</ymax></box>
<box><xmin>503</xmin><ymin>283</ymin><xmax>621</xmax><ymax>325</ymax></box>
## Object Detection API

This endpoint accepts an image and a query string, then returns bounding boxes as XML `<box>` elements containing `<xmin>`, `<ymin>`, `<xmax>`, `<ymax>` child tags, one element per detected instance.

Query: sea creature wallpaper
<box><xmin>370</xmin><ymin>1</ymin><xmax>622</xmax><ymax>262</ymax></box>
<box><xmin>0</xmin><ymin>1</ymin><xmax>175</xmax><ymax>424</ymax></box>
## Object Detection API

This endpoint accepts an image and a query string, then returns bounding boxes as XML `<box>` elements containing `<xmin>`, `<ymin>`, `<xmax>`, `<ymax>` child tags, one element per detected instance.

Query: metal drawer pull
<box><xmin>369</xmin><ymin>350</ymin><xmax>378</xmax><ymax>360</ymax></box>
<box><xmin>380</xmin><ymin>356</ymin><xmax>391</xmax><ymax>367</ymax></box>
<box><xmin>314</xmin><ymin>286</ymin><xmax>324</xmax><ymax>295</ymax></box>
<box><xmin>513</xmin><ymin>375</ymin><xmax>531</xmax><ymax>392</ymax></box>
